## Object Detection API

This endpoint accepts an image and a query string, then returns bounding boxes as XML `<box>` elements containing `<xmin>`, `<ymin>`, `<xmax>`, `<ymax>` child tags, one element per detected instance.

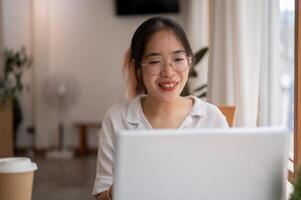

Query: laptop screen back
<box><xmin>113</xmin><ymin>127</ymin><xmax>289</xmax><ymax>200</ymax></box>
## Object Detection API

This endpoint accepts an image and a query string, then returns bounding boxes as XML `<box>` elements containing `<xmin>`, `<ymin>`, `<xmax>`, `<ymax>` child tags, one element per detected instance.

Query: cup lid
<box><xmin>0</xmin><ymin>157</ymin><xmax>38</xmax><ymax>173</ymax></box>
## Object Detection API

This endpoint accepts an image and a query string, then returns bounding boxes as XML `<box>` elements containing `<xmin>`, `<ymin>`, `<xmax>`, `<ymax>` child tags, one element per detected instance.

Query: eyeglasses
<box><xmin>140</xmin><ymin>52</ymin><xmax>190</xmax><ymax>75</ymax></box>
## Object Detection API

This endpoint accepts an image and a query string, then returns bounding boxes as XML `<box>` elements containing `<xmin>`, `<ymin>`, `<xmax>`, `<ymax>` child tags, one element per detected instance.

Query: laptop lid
<box><xmin>113</xmin><ymin>127</ymin><xmax>290</xmax><ymax>200</ymax></box>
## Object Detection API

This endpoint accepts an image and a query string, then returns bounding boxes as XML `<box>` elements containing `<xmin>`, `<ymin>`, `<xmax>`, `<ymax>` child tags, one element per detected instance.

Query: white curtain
<box><xmin>258</xmin><ymin>0</ymin><xmax>281</xmax><ymax>127</ymax></box>
<box><xmin>0</xmin><ymin>0</ymin><xmax>3</xmax><ymax>72</ymax></box>
<box><xmin>185</xmin><ymin>0</ymin><xmax>210</xmax><ymax>94</ymax></box>
<box><xmin>208</xmin><ymin>0</ymin><xmax>263</xmax><ymax>127</ymax></box>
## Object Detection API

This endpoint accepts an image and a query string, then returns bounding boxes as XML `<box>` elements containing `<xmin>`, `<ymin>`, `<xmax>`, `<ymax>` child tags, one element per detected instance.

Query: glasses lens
<box><xmin>171</xmin><ymin>53</ymin><xmax>188</xmax><ymax>72</ymax></box>
<box><xmin>144</xmin><ymin>57</ymin><xmax>163</xmax><ymax>75</ymax></box>
<box><xmin>142</xmin><ymin>53</ymin><xmax>189</xmax><ymax>75</ymax></box>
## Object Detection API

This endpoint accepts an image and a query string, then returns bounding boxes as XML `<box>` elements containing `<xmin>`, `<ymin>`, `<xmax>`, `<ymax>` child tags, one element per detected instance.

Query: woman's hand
<box><xmin>108</xmin><ymin>185</ymin><xmax>113</xmax><ymax>198</ymax></box>
<box><xmin>96</xmin><ymin>185</ymin><xmax>113</xmax><ymax>200</ymax></box>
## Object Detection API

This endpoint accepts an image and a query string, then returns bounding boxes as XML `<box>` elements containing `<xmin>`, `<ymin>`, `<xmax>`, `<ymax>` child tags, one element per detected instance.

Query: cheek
<box><xmin>180</xmin><ymin>70</ymin><xmax>189</xmax><ymax>83</ymax></box>
<box><xmin>142</xmin><ymin>74</ymin><xmax>157</xmax><ymax>88</ymax></box>
<box><xmin>141</xmin><ymin>70</ymin><xmax>156</xmax><ymax>91</ymax></box>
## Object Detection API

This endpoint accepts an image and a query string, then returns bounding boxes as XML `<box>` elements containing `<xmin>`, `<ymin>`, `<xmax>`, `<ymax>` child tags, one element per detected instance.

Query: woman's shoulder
<box><xmin>190</xmin><ymin>96</ymin><xmax>221</xmax><ymax>114</ymax></box>
<box><xmin>103</xmin><ymin>95</ymin><xmax>142</xmax><ymax>120</ymax></box>
<box><xmin>189</xmin><ymin>96</ymin><xmax>228</xmax><ymax>127</ymax></box>
<box><xmin>104</xmin><ymin>100</ymin><xmax>130</xmax><ymax>119</ymax></box>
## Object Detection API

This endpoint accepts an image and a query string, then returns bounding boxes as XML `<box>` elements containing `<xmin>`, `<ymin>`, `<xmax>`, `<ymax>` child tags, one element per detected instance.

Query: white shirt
<box><xmin>92</xmin><ymin>95</ymin><xmax>228</xmax><ymax>195</ymax></box>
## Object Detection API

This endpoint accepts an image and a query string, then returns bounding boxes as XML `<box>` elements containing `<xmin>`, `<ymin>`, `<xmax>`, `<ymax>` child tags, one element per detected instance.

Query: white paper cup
<box><xmin>0</xmin><ymin>157</ymin><xmax>38</xmax><ymax>200</ymax></box>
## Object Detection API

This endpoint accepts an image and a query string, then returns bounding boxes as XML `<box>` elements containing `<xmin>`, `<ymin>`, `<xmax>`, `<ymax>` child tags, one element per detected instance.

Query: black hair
<box><xmin>130</xmin><ymin>16</ymin><xmax>193</xmax><ymax>94</ymax></box>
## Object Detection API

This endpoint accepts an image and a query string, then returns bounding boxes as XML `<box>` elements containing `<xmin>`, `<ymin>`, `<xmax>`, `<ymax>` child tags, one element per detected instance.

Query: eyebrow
<box><xmin>144</xmin><ymin>49</ymin><xmax>186</xmax><ymax>58</ymax></box>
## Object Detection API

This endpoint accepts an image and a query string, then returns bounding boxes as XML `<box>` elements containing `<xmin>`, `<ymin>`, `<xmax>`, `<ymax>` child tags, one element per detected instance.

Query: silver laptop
<box><xmin>113</xmin><ymin>127</ymin><xmax>290</xmax><ymax>200</ymax></box>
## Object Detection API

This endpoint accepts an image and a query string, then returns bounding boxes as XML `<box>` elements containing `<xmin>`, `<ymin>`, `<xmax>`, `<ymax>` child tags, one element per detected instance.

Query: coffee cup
<box><xmin>0</xmin><ymin>157</ymin><xmax>38</xmax><ymax>200</ymax></box>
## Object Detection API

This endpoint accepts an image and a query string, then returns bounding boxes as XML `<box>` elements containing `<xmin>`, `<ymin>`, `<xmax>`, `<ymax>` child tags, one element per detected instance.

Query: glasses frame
<box><xmin>140</xmin><ymin>53</ymin><xmax>191</xmax><ymax>75</ymax></box>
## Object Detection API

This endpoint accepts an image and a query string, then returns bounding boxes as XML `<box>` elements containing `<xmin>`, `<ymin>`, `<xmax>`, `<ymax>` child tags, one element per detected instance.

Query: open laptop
<box><xmin>113</xmin><ymin>127</ymin><xmax>290</xmax><ymax>200</ymax></box>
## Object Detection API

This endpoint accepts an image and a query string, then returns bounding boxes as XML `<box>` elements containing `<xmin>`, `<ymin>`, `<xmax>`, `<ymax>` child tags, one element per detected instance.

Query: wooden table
<box><xmin>74</xmin><ymin>122</ymin><xmax>101</xmax><ymax>156</ymax></box>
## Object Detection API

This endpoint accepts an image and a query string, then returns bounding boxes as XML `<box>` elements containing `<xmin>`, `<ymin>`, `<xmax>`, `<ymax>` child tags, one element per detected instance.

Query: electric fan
<box><xmin>42</xmin><ymin>73</ymin><xmax>79</xmax><ymax>159</ymax></box>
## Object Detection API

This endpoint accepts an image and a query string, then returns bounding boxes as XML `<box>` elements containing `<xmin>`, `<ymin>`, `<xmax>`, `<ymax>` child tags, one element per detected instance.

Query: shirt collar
<box><xmin>187</xmin><ymin>95</ymin><xmax>206</xmax><ymax>117</ymax></box>
<box><xmin>126</xmin><ymin>95</ymin><xmax>206</xmax><ymax>125</ymax></box>
<box><xmin>126</xmin><ymin>95</ymin><xmax>145</xmax><ymax>125</ymax></box>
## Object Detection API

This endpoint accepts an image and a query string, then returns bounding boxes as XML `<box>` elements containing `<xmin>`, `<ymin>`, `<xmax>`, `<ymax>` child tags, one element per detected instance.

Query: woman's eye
<box><xmin>148</xmin><ymin>60</ymin><xmax>161</xmax><ymax>65</ymax></box>
<box><xmin>174</xmin><ymin>58</ymin><xmax>184</xmax><ymax>62</ymax></box>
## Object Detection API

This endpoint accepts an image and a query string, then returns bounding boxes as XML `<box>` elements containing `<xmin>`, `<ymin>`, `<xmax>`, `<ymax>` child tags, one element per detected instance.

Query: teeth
<box><xmin>159</xmin><ymin>83</ymin><xmax>177</xmax><ymax>88</ymax></box>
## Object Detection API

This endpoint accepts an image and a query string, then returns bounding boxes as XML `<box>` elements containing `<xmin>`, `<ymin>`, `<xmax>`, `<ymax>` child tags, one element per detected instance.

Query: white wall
<box><xmin>32</xmin><ymin>0</ymin><xmax>186</xmax><ymax>149</ymax></box>
<box><xmin>2</xmin><ymin>0</ymin><xmax>33</xmax><ymax>148</ymax></box>
<box><xmin>0</xmin><ymin>0</ymin><xmax>3</xmax><ymax>71</ymax></box>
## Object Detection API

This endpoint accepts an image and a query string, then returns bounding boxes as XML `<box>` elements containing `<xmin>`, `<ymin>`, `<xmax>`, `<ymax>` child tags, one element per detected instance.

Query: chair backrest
<box><xmin>218</xmin><ymin>106</ymin><xmax>236</xmax><ymax>127</ymax></box>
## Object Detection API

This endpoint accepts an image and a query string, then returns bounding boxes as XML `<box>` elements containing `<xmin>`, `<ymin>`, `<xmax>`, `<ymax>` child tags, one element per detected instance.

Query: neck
<box><xmin>141</xmin><ymin>96</ymin><xmax>185</xmax><ymax>117</ymax></box>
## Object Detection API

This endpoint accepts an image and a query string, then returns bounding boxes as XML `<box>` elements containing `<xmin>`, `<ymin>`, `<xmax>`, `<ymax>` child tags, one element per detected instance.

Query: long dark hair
<box><xmin>123</xmin><ymin>16</ymin><xmax>193</xmax><ymax>99</ymax></box>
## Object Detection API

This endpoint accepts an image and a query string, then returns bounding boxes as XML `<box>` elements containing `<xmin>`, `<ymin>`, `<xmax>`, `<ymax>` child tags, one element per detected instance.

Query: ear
<box><xmin>136</xmin><ymin>63</ymin><xmax>142</xmax><ymax>78</ymax></box>
<box><xmin>188</xmin><ymin>56</ymin><xmax>192</xmax><ymax>66</ymax></box>
<box><xmin>130</xmin><ymin>59</ymin><xmax>135</xmax><ymax>68</ymax></box>
<box><xmin>137</xmin><ymin>68</ymin><xmax>141</xmax><ymax>76</ymax></box>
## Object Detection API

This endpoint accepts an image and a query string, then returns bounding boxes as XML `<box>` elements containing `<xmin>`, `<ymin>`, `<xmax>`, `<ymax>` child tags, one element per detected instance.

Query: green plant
<box><xmin>181</xmin><ymin>47</ymin><xmax>209</xmax><ymax>98</ymax></box>
<box><xmin>0</xmin><ymin>47</ymin><xmax>32</xmax><ymax>150</ymax></box>
<box><xmin>0</xmin><ymin>46</ymin><xmax>32</xmax><ymax>102</ymax></box>
<box><xmin>290</xmin><ymin>167</ymin><xmax>301</xmax><ymax>200</ymax></box>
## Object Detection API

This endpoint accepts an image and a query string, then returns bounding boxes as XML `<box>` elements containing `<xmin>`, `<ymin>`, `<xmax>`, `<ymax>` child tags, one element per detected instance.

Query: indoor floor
<box><xmin>32</xmin><ymin>155</ymin><xmax>96</xmax><ymax>200</ymax></box>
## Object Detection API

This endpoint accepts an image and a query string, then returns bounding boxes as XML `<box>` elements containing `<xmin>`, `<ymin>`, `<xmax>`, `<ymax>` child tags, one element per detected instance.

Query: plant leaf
<box><xmin>189</xmin><ymin>47</ymin><xmax>209</xmax><ymax>78</ymax></box>
<box><xmin>193</xmin><ymin>47</ymin><xmax>209</xmax><ymax>66</ymax></box>
<box><xmin>193</xmin><ymin>84</ymin><xmax>207</xmax><ymax>93</ymax></box>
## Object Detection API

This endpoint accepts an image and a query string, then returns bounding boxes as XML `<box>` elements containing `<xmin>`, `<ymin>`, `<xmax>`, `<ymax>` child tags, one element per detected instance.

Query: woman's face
<box><xmin>140</xmin><ymin>29</ymin><xmax>190</xmax><ymax>103</ymax></box>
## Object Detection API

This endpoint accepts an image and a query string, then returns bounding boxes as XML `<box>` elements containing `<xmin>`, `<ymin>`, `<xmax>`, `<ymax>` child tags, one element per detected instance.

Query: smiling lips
<box><xmin>158</xmin><ymin>81</ymin><xmax>179</xmax><ymax>91</ymax></box>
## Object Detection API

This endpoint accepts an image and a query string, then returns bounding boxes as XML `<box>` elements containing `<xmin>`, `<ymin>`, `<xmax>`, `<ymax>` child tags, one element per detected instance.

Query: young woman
<box><xmin>93</xmin><ymin>16</ymin><xmax>228</xmax><ymax>200</ymax></box>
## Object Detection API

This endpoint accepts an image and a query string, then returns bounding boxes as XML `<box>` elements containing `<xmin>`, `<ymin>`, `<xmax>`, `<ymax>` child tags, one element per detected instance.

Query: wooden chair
<box><xmin>218</xmin><ymin>106</ymin><xmax>236</xmax><ymax>127</ymax></box>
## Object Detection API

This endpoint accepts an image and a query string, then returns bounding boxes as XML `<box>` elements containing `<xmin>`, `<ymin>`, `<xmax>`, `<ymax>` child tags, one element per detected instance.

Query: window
<box><xmin>293</xmin><ymin>0</ymin><xmax>301</xmax><ymax>178</ymax></box>
<box><xmin>279</xmin><ymin>0</ymin><xmax>295</xmax><ymax>175</ymax></box>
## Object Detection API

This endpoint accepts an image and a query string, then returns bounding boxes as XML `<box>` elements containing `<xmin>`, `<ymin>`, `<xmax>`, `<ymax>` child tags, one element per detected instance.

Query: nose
<box><xmin>161</xmin><ymin>61</ymin><xmax>175</xmax><ymax>77</ymax></box>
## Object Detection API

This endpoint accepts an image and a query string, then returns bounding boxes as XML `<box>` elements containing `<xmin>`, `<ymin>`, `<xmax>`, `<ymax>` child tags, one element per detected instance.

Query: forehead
<box><xmin>143</xmin><ymin>29</ymin><xmax>184</xmax><ymax>55</ymax></box>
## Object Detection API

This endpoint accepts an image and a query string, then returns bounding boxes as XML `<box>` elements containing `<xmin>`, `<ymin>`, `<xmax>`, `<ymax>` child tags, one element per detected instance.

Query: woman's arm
<box><xmin>93</xmin><ymin>113</ymin><xmax>115</xmax><ymax>195</ymax></box>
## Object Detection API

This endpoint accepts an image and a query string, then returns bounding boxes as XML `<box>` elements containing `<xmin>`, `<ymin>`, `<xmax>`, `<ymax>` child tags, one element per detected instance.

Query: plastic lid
<box><xmin>0</xmin><ymin>157</ymin><xmax>38</xmax><ymax>173</ymax></box>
